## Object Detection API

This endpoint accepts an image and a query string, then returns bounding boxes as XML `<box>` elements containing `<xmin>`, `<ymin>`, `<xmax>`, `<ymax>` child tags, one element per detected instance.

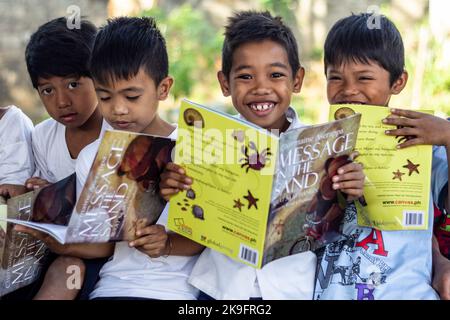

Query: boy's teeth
<box><xmin>250</xmin><ymin>103</ymin><xmax>274</xmax><ymax>111</ymax></box>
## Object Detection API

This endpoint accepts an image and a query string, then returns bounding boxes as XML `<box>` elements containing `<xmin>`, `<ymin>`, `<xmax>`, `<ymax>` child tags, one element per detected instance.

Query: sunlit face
<box><xmin>37</xmin><ymin>76</ymin><xmax>98</xmax><ymax>128</ymax></box>
<box><xmin>326</xmin><ymin>60</ymin><xmax>407</xmax><ymax>106</ymax></box>
<box><xmin>218</xmin><ymin>40</ymin><xmax>304</xmax><ymax>131</ymax></box>
<box><xmin>95</xmin><ymin>68</ymin><xmax>173</xmax><ymax>135</ymax></box>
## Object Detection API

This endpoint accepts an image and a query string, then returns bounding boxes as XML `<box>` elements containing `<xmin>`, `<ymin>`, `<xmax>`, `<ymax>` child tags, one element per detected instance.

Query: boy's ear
<box><xmin>217</xmin><ymin>71</ymin><xmax>231</xmax><ymax>97</ymax></box>
<box><xmin>293</xmin><ymin>67</ymin><xmax>305</xmax><ymax>93</ymax></box>
<box><xmin>390</xmin><ymin>71</ymin><xmax>408</xmax><ymax>95</ymax></box>
<box><xmin>157</xmin><ymin>76</ymin><xmax>174</xmax><ymax>100</ymax></box>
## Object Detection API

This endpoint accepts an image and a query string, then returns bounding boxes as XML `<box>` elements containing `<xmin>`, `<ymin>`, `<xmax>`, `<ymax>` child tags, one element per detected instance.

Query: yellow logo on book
<box><xmin>173</xmin><ymin>218</ymin><xmax>192</xmax><ymax>236</ymax></box>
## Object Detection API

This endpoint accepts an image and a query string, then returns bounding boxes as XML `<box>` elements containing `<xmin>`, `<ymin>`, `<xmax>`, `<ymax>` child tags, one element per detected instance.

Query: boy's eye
<box><xmin>327</xmin><ymin>76</ymin><xmax>341</xmax><ymax>81</ymax></box>
<box><xmin>99</xmin><ymin>96</ymin><xmax>111</xmax><ymax>101</ymax></box>
<box><xmin>41</xmin><ymin>88</ymin><xmax>53</xmax><ymax>96</ymax></box>
<box><xmin>236</xmin><ymin>74</ymin><xmax>252</xmax><ymax>80</ymax></box>
<box><xmin>359</xmin><ymin>77</ymin><xmax>374</xmax><ymax>81</ymax></box>
<box><xmin>68</xmin><ymin>82</ymin><xmax>79</xmax><ymax>89</ymax></box>
<box><xmin>271</xmin><ymin>72</ymin><xmax>285</xmax><ymax>78</ymax></box>
<box><xmin>126</xmin><ymin>96</ymin><xmax>140</xmax><ymax>101</ymax></box>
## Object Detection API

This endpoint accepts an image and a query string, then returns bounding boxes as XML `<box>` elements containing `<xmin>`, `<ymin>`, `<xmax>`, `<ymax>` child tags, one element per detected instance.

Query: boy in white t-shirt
<box><xmin>0</xmin><ymin>105</ymin><xmax>34</xmax><ymax>198</ymax></box>
<box><xmin>80</xmin><ymin>16</ymin><xmax>203</xmax><ymax>300</ymax></box>
<box><xmin>159</xmin><ymin>11</ymin><xmax>366</xmax><ymax>300</ymax></box>
<box><xmin>8</xmin><ymin>17</ymin><xmax>111</xmax><ymax>300</ymax></box>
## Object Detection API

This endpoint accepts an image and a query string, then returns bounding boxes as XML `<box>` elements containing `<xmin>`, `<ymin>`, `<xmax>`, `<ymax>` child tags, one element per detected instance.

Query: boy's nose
<box><xmin>112</xmin><ymin>103</ymin><xmax>129</xmax><ymax>115</ymax></box>
<box><xmin>342</xmin><ymin>82</ymin><xmax>359</xmax><ymax>96</ymax></box>
<box><xmin>56</xmin><ymin>91</ymin><xmax>71</xmax><ymax>108</ymax></box>
<box><xmin>252</xmin><ymin>78</ymin><xmax>272</xmax><ymax>95</ymax></box>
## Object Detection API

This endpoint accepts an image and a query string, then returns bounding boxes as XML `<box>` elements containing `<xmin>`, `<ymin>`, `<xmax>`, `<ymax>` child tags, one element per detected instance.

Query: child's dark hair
<box><xmin>222</xmin><ymin>11</ymin><xmax>300</xmax><ymax>78</ymax></box>
<box><xmin>25</xmin><ymin>17</ymin><xmax>97</xmax><ymax>89</ymax></box>
<box><xmin>324</xmin><ymin>13</ymin><xmax>405</xmax><ymax>86</ymax></box>
<box><xmin>89</xmin><ymin>17</ymin><xmax>168</xmax><ymax>86</ymax></box>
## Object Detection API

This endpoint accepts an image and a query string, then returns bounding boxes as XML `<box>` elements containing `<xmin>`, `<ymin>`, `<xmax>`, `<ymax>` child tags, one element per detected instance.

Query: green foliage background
<box><xmin>142</xmin><ymin>1</ymin><xmax>450</xmax><ymax>124</ymax></box>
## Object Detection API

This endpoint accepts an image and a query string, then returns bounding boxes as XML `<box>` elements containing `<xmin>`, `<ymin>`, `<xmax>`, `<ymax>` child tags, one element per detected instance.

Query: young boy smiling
<box><xmin>313</xmin><ymin>13</ymin><xmax>448</xmax><ymax>300</ymax></box>
<box><xmin>160</xmin><ymin>11</ymin><xmax>365</xmax><ymax>300</ymax></box>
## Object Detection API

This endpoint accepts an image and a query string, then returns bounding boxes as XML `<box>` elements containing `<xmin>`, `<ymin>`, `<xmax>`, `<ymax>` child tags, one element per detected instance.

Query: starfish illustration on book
<box><xmin>403</xmin><ymin>159</ymin><xmax>420</xmax><ymax>176</ymax></box>
<box><xmin>392</xmin><ymin>169</ymin><xmax>405</xmax><ymax>181</ymax></box>
<box><xmin>233</xmin><ymin>198</ymin><xmax>244</xmax><ymax>212</ymax></box>
<box><xmin>243</xmin><ymin>190</ymin><xmax>259</xmax><ymax>209</ymax></box>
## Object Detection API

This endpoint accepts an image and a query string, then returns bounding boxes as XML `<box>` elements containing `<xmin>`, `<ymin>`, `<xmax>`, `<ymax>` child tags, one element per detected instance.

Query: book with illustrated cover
<box><xmin>329</xmin><ymin>104</ymin><xmax>433</xmax><ymax>230</ymax></box>
<box><xmin>2</xmin><ymin>130</ymin><xmax>175</xmax><ymax>244</ymax></box>
<box><xmin>0</xmin><ymin>183</ymin><xmax>61</xmax><ymax>297</ymax></box>
<box><xmin>168</xmin><ymin>99</ymin><xmax>361</xmax><ymax>268</ymax></box>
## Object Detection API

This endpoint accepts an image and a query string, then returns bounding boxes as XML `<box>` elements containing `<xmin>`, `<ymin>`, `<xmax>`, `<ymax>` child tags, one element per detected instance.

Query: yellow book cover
<box><xmin>168</xmin><ymin>99</ymin><xmax>361</xmax><ymax>268</ymax></box>
<box><xmin>329</xmin><ymin>104</ymin><xmax>432</xmax><ymax>230</ymax></box>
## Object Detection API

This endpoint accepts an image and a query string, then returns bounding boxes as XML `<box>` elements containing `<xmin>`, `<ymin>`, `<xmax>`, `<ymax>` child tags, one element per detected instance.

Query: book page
<box><xmin>168</xmin><ymin>100</ymin><xmax>278</xmax><ymax>268</ymax></box>
<box><xmin>329</xmin><ymin>105</ymin><xmax>432</xmax><ymax>230</ymax></box>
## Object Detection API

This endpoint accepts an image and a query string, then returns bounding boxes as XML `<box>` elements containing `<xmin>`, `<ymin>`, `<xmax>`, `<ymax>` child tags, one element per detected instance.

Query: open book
<box><xmin>0</xmin><ymin>194</ymin><xmax>51</xmax><ymax>297</ymax></box>
<box><xmin>2</xmin><ymin>130</ymin><xmax>175</xmax><ymax>244</ymax></box>
<box><xmin>329</xmin><ymin>104</ymin><xmax>433</xmax><ymax>230</ymax></box>
<box><xmin>168</xmin><ymin>99</ymin><xmax>361</xmax><ymax>268</ymax></box>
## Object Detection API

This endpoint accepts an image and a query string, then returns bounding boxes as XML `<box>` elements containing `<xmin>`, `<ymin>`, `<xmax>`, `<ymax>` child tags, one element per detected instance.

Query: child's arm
<box><xmin>383</xmin><ymin>109</ymin><xmax>450</xmax><ymax>213</ymax></box>
<box><xmin>14</xmin><ymin>225</ymin><xmax>114</xmax><ymax>259</ymax></box>
<box><xmin>432</xmin><ymin>236</ymin><xmax>450</xmax><ymax>300</ymax></box>
<box><xmin>0</xmin><ymin>184</ymin><xmax>27</xmax><ymax>198</ymax></box>
<box><xmin>159</xmin><ymin>162</ymin><xmax>192</xmax><ymax>201</ymax></box>
<box><xmin>332</xmin><ymin>151</ymin><xmax>365</xmax><ymax>201</ymax></box>
<box><xmin>129</xmin><ymin>225</ymin><xmax>204</xmax><ymax>257</ymax></box>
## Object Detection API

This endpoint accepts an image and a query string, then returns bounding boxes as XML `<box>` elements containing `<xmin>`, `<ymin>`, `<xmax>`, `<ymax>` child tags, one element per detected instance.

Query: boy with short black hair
<box><xmin>160</xmin><ymin>11</ymin><xmax>365</xmax><ymax>300</ymax></box>
<box><xmin>314</xmin><ymin>12</ymin><xmax>448</xmax><ymax>300</ymax></box>
<box><xmin>12</xmin><ymin>17</ymin><xmax>112</xmax><ymax>300</ymax></box>
<box><xmin>25</xmin><ymin>17</ymin><xmax>102</xmax><ymax>186</ymax></box>
<box><xmin>81</xmin><ymin>16</ymin><xmax>202</xmax><ymax>300</ymax></box>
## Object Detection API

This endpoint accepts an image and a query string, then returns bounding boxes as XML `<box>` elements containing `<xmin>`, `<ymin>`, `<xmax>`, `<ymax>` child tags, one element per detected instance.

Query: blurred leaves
<box><xmin>142</xmin><ymin>4</ymin><xmax>223</xmax><ymax>100</ymax></box>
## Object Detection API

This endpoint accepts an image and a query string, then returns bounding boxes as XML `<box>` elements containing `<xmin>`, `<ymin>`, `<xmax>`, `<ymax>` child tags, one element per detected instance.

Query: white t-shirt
<box><xmin>313</xmin><ymin>146</ymin><xmax>447</xmax><ymax>300</ymax></box>
<box><xmin>80</xmin><ymin>127</ymin><xmax>199</xmax><ymax>300</ymax></box>
<box><xmin>32</xmin><ymin>118</ymin><xmax>76</xmax><ymax>182</ymax></box>
<box><xmin>188</xmin><ymin>107</ymin><xmax>317</xmax><ymax>300</ymax></box>
<box><xmin>32</xmin><ymin>118</ymin><xmax>110</xmax><ymax>183</ymax></box>
<box><xmin>0</xmin><ymin>106</ymin><xmax>34</xmax><ymax>185</ymax></box>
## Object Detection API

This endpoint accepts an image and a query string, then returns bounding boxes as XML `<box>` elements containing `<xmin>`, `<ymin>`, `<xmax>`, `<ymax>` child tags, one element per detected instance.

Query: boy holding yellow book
<box><xmin>313</xmin><ymin>13</ymin><xmax>449</xmax><ymax>300</ymax></box>
<box><xmin>160</xmin><ymin>11</ymin><xmax>365</xmax><ymax>300</ymax></box>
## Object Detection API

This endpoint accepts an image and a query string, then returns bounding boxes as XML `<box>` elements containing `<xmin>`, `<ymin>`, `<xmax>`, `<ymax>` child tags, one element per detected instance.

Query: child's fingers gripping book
<box><xmin>1</xmin><ymin>130</ymin><xmax>175</xmax><ymax>245</ymax></box>
<box><xmin>168</xmin><ymin>99</ymin><xmax>361</xmax><ymax>268</ymax></box>
<box><xmin>329</xmin><ymin>104</ymin><xmax>433</xmax><ymax>231</ymax></box>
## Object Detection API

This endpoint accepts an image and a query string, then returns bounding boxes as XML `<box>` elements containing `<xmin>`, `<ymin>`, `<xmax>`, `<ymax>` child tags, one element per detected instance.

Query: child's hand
<box><xmin>129</xmin><ymin>224</ymin><xmax>171</xmax><ymax>258</ymax></box>
<box><xmin>383</xmin><ymin>109</ymin><xmax>450</xmax><ymax>149</ymax></box>
<box><xmin>26</xmin><ymin>177</ymin><xmax>51</xmax><ymax>190</ymax></box>
<box><xmin>0</xmin><ymin>184</ymin><xmax>27</xmax><ymax>198</ymax></box>
<box><xmin>14</xmin><ymin>225</ymin><xmax>71</xmax><ymax>255</ymax></box>
<box><xmin>159</xmin><ymin>162</ymin><xmax>193</xmax><ymax>201</ymax></box>
<box><xmin>332</xmin><ymin>151</ymin><xmax>365</xmax><ymax>201</ymax></box>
